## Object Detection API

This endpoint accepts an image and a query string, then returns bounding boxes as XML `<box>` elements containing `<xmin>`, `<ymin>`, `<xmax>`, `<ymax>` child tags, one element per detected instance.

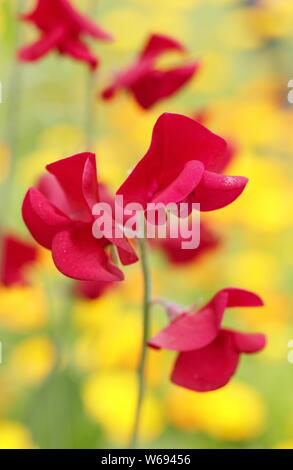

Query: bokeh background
<box><xmin>0</xmin><ymin>0</ymin><xmax>293</xmax><ymax>449</ymax></box>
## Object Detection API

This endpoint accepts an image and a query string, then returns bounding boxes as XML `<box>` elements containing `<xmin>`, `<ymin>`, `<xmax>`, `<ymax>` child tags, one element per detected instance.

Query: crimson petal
<box><xmin>171</xmin><ymin>330</ymin><xmax>240</xmax><ymax>392</ymax></box>
<box><xmin>52</xmin><ymin>225</ymin><xmax>124</xmax><ymax>282</ymax></box>
<box><xmin>22</xmin><ymin>188</ymin><xmax>70</xmax><ymax>249</ymax></box>
<box><xmin>192</xmin><ymin>170</ymin><xmax>248</xmax><ymax>211</ymax></box>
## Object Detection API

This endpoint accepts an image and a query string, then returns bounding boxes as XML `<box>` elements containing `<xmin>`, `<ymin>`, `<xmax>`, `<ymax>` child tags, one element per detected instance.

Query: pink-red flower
<box><xmin>1</xmin><ymin>235</ymin><xmax>37</xmax><ymax>287</ymax></box>
<box><xmin>22</xmin><ymin>152</ymin><xmax>138</xmax><ymax>282</ymax></box>
<box><xmin>148</xmin><ymin>288</ymin><xmax>266</xmax><ymax>391</ymax></box>
<box><xmin>150</xmin><ymin>222</ymin><xmax>220</xmax><ymax>264</ymax></box>
<box><xmin>18</xmin><ymin>0</ymin><xmax>113</xmax><ymax>69</ymax></box>
<box><xmin>74</xmin><ymin>279</ymin><xmax>115</xmax><ymax>300</ymax></box>
<box><xmin>102</xmin><ymin>34</ymin><xmax>200</xmax><ymax>109</ymax></box>
<box><xmin>118</xmin><ymin>113</ymin><xmax>248</xmax><ymax>212</ymax></box>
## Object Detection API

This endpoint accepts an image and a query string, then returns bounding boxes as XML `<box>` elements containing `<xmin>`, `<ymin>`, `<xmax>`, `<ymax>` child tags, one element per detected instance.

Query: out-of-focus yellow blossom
<box><xmin>75</xmin><ymin>309</ymin><xmax>170</xmax><ymax>387</ymax></box>
<box><xmin>129</xmin><ymin>0</ymin><xmax>199</xmax><ymax>11</ymax></box>
<box><xmin>218</xmin><ymin>153</ymin><xmax>290</xmax><ymax>233</ymax></box>
<box><xmin>274</xmin><ymin>439</ymin><xmax>293</xmax><ymax>449</ymax></box>
<box><xmin>102</xmin><ymin>7</ymin><xmax>186</xmax><ymax>51</ymax></box>
<box><xmin>167</xmin><ymin>381</ymin><xmax>266</xmax><ymax>441</ymax></box>
<box><xmin>208</xmin><ymin>100</ymin><xmax>284</xmax><ymax>151</ymax></box>
<box><xmin>261</xmin><ymin>322</ymin><xmax>290</xmax><ymax>361</ymax></box>
<box><xmin>216</xmin><ymin>9</ymin><xmax>262</xmax><ymax>50</ymax></box>
<box><xmin>236</xmin><ymin>292</ymin><xmax>288</xmax><ymax>330</ymax></box>
<box><xmin>190</xmin><ymin>52</ymin><xmax>231</xmax><ymax>94</ymax></box>
<box><xmin>9</xmin><ymin>336</ymin><xmax>55</xmax><ymax>386</ymax></box>
<box><xmin>82</xmin><ymin>371</ymin><xmax>164</xmax><ymax>444</ymax></box>
<box><xmin>0</xmin><ymin>285</ymin><xmax>47</xmax><ymax>332</ymax></box>
<box><xmin>224</xmin><ymin>250</ymin><xmax>279</xmax><ymax>293</ymax></box>
<box><xmin>73</xmin><ymin>293</ymin><xmax>123</xmax><ymax>332</ymax></box>
<box><xmin>0</xmin><ymin>421</ymin><xmax>35</xmax><ymax>449</ymax></box>
<box><xmin>247</xmin><ymin>2</ymin><xmax>293</xmax><ymax>40</ymax></box>
<box><xmin>38</xmin><ymin>124</ymin><xmax>85</xmax><ymax>156</ymax></box>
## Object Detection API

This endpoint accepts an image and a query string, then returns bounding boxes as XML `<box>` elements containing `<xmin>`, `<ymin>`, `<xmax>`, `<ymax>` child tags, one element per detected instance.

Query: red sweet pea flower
<box><xmin>18</xmin><ymin>0</ymin><xmax>113</xmax><ymax>69</ymax></box>
<box><xmin>118</xmin><ymin>113</ymin><xmax>248</xmax><ymax>212</ymax></box>
<box><xmin>150</xmin><ymin>222</ymin><xmax>220</xmax><ymax>264</ymax></box>
<box><xmin>1</xmin><ymin>235</ymin><xmax>37</xmax><ymax>287</ymax></box>
<box><xmin>148</xmin><ymin>288</ymin><xmax>266</xmax><ymax>391</ymax></box>
<box><xmin>102</xmin><ymin>33</ymin><xmax>200</xmax><ymax>109</ymax></box>
<box><xmin>22</xmin><ymin>152</ymin><xmax>138</xmax><ymax>282</ymax></box>
<box><xmin>74</xmin><ymin>279</ymin><xmax>115</xmax><ymax>300</ymax></box>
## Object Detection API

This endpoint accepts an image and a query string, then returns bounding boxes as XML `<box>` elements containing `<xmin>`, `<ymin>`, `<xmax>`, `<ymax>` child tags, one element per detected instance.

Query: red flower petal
<box><xmin>2</xmin><ymin>235</ymin><xmax>38</xmax><ymax>287</ymax></box>
<box><xmin>171</xmin><ymin>329</ymin><xmax>240</xmax><ymax>392</ymax></box>
<box><xmin>18</xmin><ymin>27</ymin><xmax>65</xmax><ymax>61</ymax></box>
<box><xmin>151</xmin><ymin>160</ymin><xmax>204</xmax><ymax>206</ymax></box>
<box><xmin>22</xmin><ymin>188</ymin><xmax>70</xmax><ymax>249</ymax></box>
<box><xmin>118</xmin><ymin>113</ymin><xmax>227</xmax><ymax>206</ymax></box>
<box><xmin>131</xmin><ymin>63</ymin><xmax>200</xmax><ymax>110</ymax></box>
<box><xmin>60</xmin><ymin>37</ymin><xmax>98</xmax><ymax>69</ymax></box>
<box><xmin>148</xmin><ymin>307</ymin><xmax>220</xmax><ymax>352</ymax></box>
<box><xmin>233</xmin><ymin>331</ymin><xmax>266</xmax><ymax>353</ymax></box>
<box><xmin>140</xmin><ymin>33</ymin><xmax>185</xmax><ymax>61</ymax></box>
<box><xmin>192</xmin><ymin>170</ymin><xmax>248</xmax><ymax>211</ymax></box>
<box><xmin>47</xmin><ymin>152</ymin><xmax>98</xmax><ymax>222</ymax></box>
<box><xmin>51</xmin><ymin>225</ymin><xmax>124</xmax><ymax>282</ymax></box>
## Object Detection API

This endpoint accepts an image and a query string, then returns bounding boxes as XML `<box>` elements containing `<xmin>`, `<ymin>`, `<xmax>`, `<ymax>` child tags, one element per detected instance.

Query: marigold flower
<box><xmin>148</xmin><ymin>288</ymin><xmax>266</xmax><ymax>391</ymax></box>
<box><xmin>1</xmin><ymin>235</ymin><xmax>37</xmax><ymax>287</ymax></box>
<box><xmin>118</xmin><ymin>113</ymin><xmax>248</xmax><ymax>212</ymax></box>
<box><xmin>18</xmin><ymin>0</ymin><xmax>113</xmax><ymax>69</ymax></box>
<box><xmin>22</xmin><ymin>152</ymin><xmax>138</xmax><ymax>282</ymax></box>
<box><xmin>102</xmin><ymin>33</ymin><xmax>200</xmax><ymax>109</ymax></box>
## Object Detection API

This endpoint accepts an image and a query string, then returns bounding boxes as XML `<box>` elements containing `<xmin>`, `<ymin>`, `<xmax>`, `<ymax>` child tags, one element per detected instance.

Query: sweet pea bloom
<box><xmin>74</xmin><ymin>279</ymin><xmax>115</xmax><ymax>300</ymax></box>
<box><xmin>18</xmin><ymin>0</ymin><xmax>113</xmax><ymax>69</ymax></box>
<box><xmin>22</xmin><ymin>153</ymin><xmax>138</xmax><ymax>282</ymax></box>
<box><xmin>148</xmin><ymin>288</ymin><xmax>266</xmax><ymax>391</ymax></box>
<box><xmin>102</xmin><ymin>34</ymin><xmax>200</xmax><ymax>109</ymax></box>
<box><xmin>1</xmin><ymin>235</ymin><xmax>37</xmax><ymax>287</ymax></box>
<box><xmin>150</xmin><ymin>222</ymin><xmax>220</xmax><ymax>264</ymax></box>
<box><xmin>118</xmin><ymin>113</ymin><xmax>248</xmax><ymax>212</ymax></box>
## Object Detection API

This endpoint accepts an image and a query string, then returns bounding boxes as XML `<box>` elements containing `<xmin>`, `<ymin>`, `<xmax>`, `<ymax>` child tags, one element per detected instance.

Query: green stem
<box><xmin>84</xmin><ymin>68</ymin><xmax>97</xmax><ymax>151</ymax></box>
<box><xmin>0</xmin><ymin>0</ymin><xmax>25</xmax><ymax>273</ymax></box>
<box><xmin>129</xmin><ymin>235</ymin><xmax>152</xmax><ymax>449</ymax></box>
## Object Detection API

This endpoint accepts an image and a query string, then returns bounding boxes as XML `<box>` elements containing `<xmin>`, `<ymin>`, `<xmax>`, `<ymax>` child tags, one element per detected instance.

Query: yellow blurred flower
<box><xmin>167</xmin><ymin>381</ymin><xmax>266</xmax><ymax>441</ymax></box>
<box><xmin>0</xmin><ymin>285</ymin><xmax>47</xmax><ymax>332</ymax></box>
<box><xmin>82</xmin><ymin>371</ymin><xmax>164</xmax><ymax>444</ymax></box>
<box><xmin>75</xmin><ymin>305</ymin><xmax>168</xmax><ymax>387</ymax></box>
<box><xmin>9</xmin><ymin>336</ymin><xmax>55</xmax><ymax>386</ymax></box>
<box><xmin>0</xmin><ymin>421</ymin><xmax>35</xmax><ymax>449</ymax></box>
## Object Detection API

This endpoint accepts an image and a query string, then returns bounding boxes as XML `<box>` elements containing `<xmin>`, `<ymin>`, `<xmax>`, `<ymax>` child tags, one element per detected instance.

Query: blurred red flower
<box><xmin>150</xmin><ymin>222</ymin><xmax>220</xmax><ymax>264</ymax></box>
<box><xmin>18</xmin><ymin>0</ymin><xmax>113</xmax><ymax>69</ymax></box>
<box><xmin>22</xmin><ymin>153</ymin><xmax>138</xmax><ymax>282</ymax></box>
<box><xmin>74</xmin><ymin>279</ymin><xmax>115</xmax><ymax>300</ymax></box>
<box><xmin>1</xmin><ymin>235</ymin><xmax>37</xmax><ymax>287</ymax></box>
<box><xmin>118</xmin><ymin>113</ymin><xmax>248</xmax><ymax>212</ymax></box>
<box><xmin>148</xmin><ymin>288</ymin><xmax>266</xmax><ymax>391</ymax></box>
<box><xmin>102</xmin><ymin>33</ymin><xmax>200</xmax><ymax>109</ymax></box>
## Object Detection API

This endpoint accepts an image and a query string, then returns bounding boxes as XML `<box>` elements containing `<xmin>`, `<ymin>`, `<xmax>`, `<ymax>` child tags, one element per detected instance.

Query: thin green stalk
<box><xmin>84</xmin><ymin>68</ymin><xmax>97</xmax><ymax>151</ymax></box>
<box><xmin>0</xmin><ymin>0</ymin><xmax>25</xmax><ymax>264</ymax></box>
<box><xmin>129</xmin><ymin>235</ymin><xmax>152</xmax><ymax>449</ymax></box>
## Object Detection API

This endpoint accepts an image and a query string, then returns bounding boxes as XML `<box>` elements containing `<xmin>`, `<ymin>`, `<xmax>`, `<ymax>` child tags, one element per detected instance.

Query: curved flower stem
<box><xmin>129</xmin><ymin>235</ymin><xmax>152</xmax><ymax>449</ymax></box>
